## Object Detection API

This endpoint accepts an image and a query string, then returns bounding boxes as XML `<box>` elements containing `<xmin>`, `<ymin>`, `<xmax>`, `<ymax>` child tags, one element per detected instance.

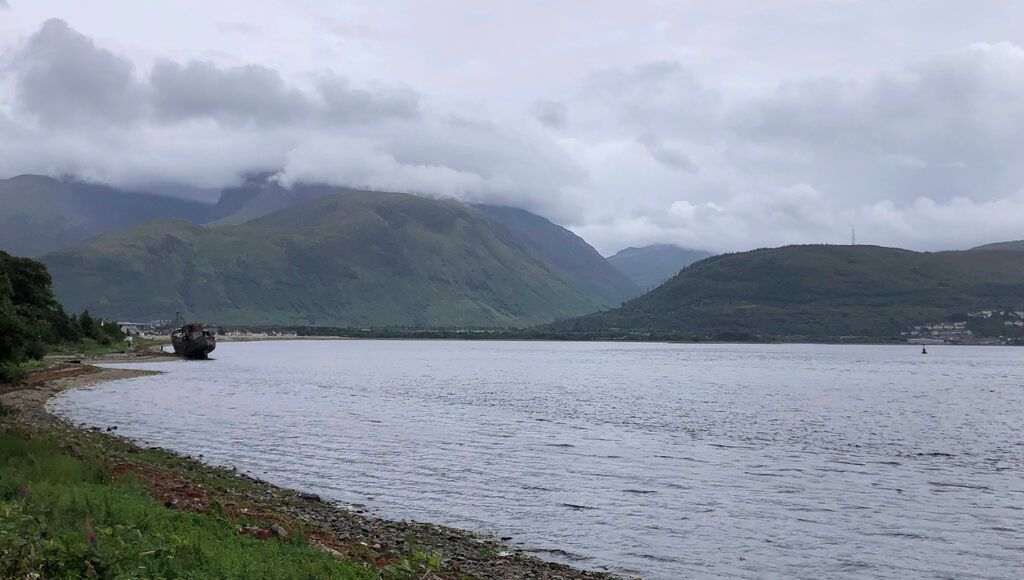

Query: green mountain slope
<box><xmin>552</xmin><ymin>244</ymin><xmax>1024</xmax><ymax>339</ymax></box>
<box><xmin>208</xmin><ymin>186</ymin><xmax>638</xmax><ymax>308</ymax></box>
<box><xmin>474</xmin><ymin>205</ymin><xmax>640</xmax><ymax>306</ymax></box>
<box><xmin>41</xmin><ymin>191</ymin><xmax>606</xmax><ymax>327</ymax></box>
<box><xmin>606</xmin><ymin>244</ymin><xmax>713</xmax><ymax>290</ymax></box>
<box><xmin>0</xmin><ymin>175</ymin><xmax>213</xmax><ymax>258</ymax></box>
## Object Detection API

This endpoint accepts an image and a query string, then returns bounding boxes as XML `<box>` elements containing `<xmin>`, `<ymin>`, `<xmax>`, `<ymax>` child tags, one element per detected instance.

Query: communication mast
<box><xmin>851</xmin><ymin>225</ymin><xmax>856</xmax><ymax>246</ymax></box>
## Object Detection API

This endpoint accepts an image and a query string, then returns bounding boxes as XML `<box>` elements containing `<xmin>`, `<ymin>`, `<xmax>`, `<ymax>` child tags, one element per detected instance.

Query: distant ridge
<box><xmin>606</xmin><ymin>244</ymin><xmax>712</xmax><ymax>290</ymax></box>
<box><xmin>205</xmin><ymin>178</ymin><xmax>349</xmax><ymax>226</ymax></box>
<box><xmin>550</xmin><ymin>244</ymin><xmax>1024</xmax><ymax>339</ymax></box>
<box><xmin>0</xmin><ymin>175</ymin><xmax>212</xmax><ymax>257</ymax></box>
<box><xmin>971</xmin><ymin>240</ymin><xmax>1024</xmax><ymax>252</ymax></box>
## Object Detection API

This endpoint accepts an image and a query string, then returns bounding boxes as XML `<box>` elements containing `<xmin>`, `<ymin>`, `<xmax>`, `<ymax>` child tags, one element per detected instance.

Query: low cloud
<box><xmin>729</xmin><ymin>42</ymin><xmax>1024</xmax><ymax>206</ymax></box>
<box><xmin>13</xmin><ymin>20</ymin><xmax>421</xmax><ymax>130</ymax></box>
<box><xmin>575</xmin><ymin>61</ymin><xmax>721</xmax><ymax>140</ymax></box>
<box><xmin>637</xmin><ymin>134</ymin><xmax>697</xmax><ymax>173</ymax></box>
<box><xmin>4</xmin><ymin>19</ymin><xmax>1024</xmax><ymax>255</ymax></box>
<box><xmin>542</xmin><ymin>44</ymin><xmax>1024</xmax><ymax>252</ymax></box>
<box><xmin>149</xmin><ymin>62</ymin><xmax>420</xmax><ymax>127</ymax></box>
<box><xmin>214</xmin><ymin>22</ymin><xmax>262</xmax><ymax>36</ymax></box>
<box><xmin>150</xmin><ymin>60</ymin><xmax>310</xmax><ymax>126</ymax></box>
<box><xmin>274</xmin><ymin>136</ymin><xmax>517</xmax><ymax>198</ymax></box>
<box><xmin>316</xmin><ymin>75</ymin><xmax>420</xmax><ymax>125</ymax></box>
<box><xmin>0</xmin><ymin>19</ymin><xmax>580</xmax><ymax>211</ymax></box>
<box><xmin>15</xmin><ymin>19</ymin><xmax>144</xmax><ymax>127</ymax></box>
<box><xmin>274</xmin><ymin>116</ymin><xmax>586</xmax><ymax>218</ymax></box>
<box><xmin>531</xmin><ymin>100</ymin><xmax>567</xmax><ymax>129</ymax></box>
<box><xmin>576</xmin><ymin>187</ymin><xmax>1024</xmax><ymax>255</ymax></box>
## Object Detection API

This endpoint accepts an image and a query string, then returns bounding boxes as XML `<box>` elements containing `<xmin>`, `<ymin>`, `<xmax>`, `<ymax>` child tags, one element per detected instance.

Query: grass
<box><xmin>45</xmin><ymin>338</ymin><xmax>124</xmax><ymax>358</ymax></box>
<box><xmin>0</xmin><ymin>423</ymin><xmax>462</xmax><ymax>579</ymax></box>
<box><xmin>19</xmin><ymin>359</ymin><xmax>51</xmax><ymax>371</ymax></box>
<box><xmin>0</xmin><ymin>429</ymin><xmax>380</xmax><ymax>579</ymax></box>
<box><xmin>40</xmin><ymin>335</ymin><xmax>164</xmax><ymax>358</ymax></box>
<box><xmin>131</xmin><ymin>337</ymin><xmax>162</xmax><ymax>350</ymax></box>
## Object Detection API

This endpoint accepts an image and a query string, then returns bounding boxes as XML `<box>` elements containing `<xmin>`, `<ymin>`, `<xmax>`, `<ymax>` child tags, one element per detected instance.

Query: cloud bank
<box><xmin>3</xmin><ymin>18</ymin><xmax>1024</xmax><ymax>254</ymax></box>
<box><xmin>0</xmin><ymin>19</ymin><xmax>583</xmax><ymax>216</ymax></box>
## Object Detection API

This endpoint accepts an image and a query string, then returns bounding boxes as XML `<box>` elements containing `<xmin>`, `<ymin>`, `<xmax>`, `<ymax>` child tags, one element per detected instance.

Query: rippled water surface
<box><xmin>53</xmin><ymin>341</ymin><xmax>1024</xmax><ymax>579</ymax></box>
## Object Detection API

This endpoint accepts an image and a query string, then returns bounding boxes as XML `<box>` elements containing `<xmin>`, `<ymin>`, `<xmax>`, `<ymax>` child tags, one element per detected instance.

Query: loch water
<box><xmin>53</xmin><ymin>341</ymin><xmax>1024</xmax><ymax>579</ymax></box>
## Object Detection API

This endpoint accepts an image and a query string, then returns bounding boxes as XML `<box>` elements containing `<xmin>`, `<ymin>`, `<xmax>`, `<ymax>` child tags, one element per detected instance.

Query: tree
<box><xmin>0</xmin><ymin>252</ymin><xmax>68</xmax><ymax>383</ymax></box>
<box><xmin>102</xmin><ymin>321</ymin><xmax>125</xmax><ymax>343</ymax></box>
<box><xmin>78</xmin><ymin>310</ymin><xmax>102</xmax><ymax>341</ymax></box>
<box><xmin>0</xmin><ymin>251</ymin><xmax>132</xmax><ymax>384</ymax></box>
<box><xmin>0</xmin><ymin>273</ymin><xmax>29</xmax><ymax>383</ymax></box>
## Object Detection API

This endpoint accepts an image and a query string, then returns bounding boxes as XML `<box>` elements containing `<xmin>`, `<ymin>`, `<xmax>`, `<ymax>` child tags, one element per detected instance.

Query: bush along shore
<box><xmin>0</xmin><ymin>357</ymin><xmax>626</xmax><ymax>580</ymax></box>
<box><xmin>1</xmin><ymin>249</ymin><xmax>133</xmax><ymax>386</ymax></box>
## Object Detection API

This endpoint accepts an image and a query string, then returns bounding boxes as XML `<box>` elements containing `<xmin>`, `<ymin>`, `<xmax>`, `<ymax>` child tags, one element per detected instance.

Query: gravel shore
<box><xmin>1</xmin><ymin>351</ymin><xmax>630</xmax><ymax>580</ymax></box>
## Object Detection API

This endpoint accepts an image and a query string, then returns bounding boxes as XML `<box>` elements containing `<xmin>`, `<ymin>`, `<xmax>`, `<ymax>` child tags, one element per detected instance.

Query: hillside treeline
<box><xmin>0</xmin><ymin>251</ymin><xmax>123</xmax><ymax>383</ymax></box>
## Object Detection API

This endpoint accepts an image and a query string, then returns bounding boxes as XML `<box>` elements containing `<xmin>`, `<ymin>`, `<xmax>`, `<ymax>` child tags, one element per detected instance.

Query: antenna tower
<box><xmin>851</xmin><ymin>225</ymin><xmax>856</xmax><ymax>246</ymax></box>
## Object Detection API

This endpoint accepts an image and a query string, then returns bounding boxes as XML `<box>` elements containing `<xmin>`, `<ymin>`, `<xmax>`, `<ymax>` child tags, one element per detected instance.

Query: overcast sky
<box><xmin>2</xmin><ymin>1</ymin><xmax>1024</xmax><ymax>254</ymax></box>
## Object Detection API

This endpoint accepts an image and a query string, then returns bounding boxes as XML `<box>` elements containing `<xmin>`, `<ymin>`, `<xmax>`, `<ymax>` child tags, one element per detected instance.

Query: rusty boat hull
<box><xmin>171</xmin><ymin>322</ymin><xmax>216</xmax><ymax>359</ymax></box>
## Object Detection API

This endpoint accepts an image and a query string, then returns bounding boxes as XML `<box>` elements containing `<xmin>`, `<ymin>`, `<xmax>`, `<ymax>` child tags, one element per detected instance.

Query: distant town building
<box><xmin>907</xmin><ymin>308</ymin><xmax>1024</xmax><ymax>344</ymax></box>
<box><xmin>118</xmin><ymin>321</ymin><xmax>156</xmax><ymax>335</ymax></box>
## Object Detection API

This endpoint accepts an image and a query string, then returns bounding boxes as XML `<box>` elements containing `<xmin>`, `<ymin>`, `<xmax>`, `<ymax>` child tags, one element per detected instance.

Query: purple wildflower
<box><xmin>85</xmin><ymin>515</ymin><xmax>95</xmax><ymax>547</ymax></box>
<box><xmin>18</xmin><ymin>484</ymin><xmax>27</xmax><ymax>497</ymax></box>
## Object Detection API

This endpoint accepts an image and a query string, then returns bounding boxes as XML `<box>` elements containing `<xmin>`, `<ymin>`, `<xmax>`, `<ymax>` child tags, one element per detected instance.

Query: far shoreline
<box><xmin>200</xmin><ymin>326</ymin><xmax>1018</xmax><ymax>347</ymax></box>
<box><xmin>215</xmin><ymin>332</ymin><xmax>1009</xmax><ymax>348</ymax></box>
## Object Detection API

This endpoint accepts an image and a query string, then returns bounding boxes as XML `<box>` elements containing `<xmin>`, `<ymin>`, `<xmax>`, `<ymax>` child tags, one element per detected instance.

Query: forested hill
<box><xmin>41</xmin><ymin>191</ymin><xmax>610</xmax><ymax>328</ymax></box>
<box><xmin>549</xmin><ymin>244</ymin><xmax>1024</xmax><ymax>340</ymax></box>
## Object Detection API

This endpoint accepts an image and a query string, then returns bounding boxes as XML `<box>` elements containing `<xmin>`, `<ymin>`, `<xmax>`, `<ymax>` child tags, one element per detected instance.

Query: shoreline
<box><xmin>219</xmin><ymin>332</ymin><xmax>1015</xmax><ymax>347</ymax></box>
<box><xmin>0</xmin><ymin>352</ymin><xmax>628</xmax><ymax>580</ymax></box>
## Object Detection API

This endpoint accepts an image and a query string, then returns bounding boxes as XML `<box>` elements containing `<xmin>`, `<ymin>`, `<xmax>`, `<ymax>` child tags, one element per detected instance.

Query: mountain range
<box><xmin>7</xmin><ymin>173</ymin><xmax>1024</xmax><ymax>336</ymax></box>
<box><xmin>0</xmin><ymin>174</ymin><xmax>648</xmax><ymax>326</ymax></box>
<box><xmin>40</xmin><ymin>191</ymin><xmax>631</xmax><ymax>327</ymax></box>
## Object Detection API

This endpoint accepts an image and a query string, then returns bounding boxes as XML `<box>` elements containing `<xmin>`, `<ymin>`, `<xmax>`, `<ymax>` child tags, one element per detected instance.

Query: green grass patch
<box><xmin>0</xmin><ymin>430</ymin><xmax>378</xmax><ymax>579</ymax></box>
<box><xmin>130</xmin><ymin>336</ymin><xmax>162</xmax><ymax>350</ymax></box>
<box><xmin>46</xmin><ymin>338</ymin><xmax>129</xmax><ymax>357</ymax></box>
<box><xmin>18</xmin><ymin>359</ymin><xmax>51</xmax><ymax>371</ymax></box>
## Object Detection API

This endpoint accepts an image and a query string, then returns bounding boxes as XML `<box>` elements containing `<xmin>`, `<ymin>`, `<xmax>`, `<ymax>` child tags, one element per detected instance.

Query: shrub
<box><xmin>0</xmin><ymin>363</ymin><xmax>26</xmax><ymax>386</ymax></box>
<box><xmin>24</xmin><ymin>341</ymin><xmax>46</xmax><ymax>361</ymax></box>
